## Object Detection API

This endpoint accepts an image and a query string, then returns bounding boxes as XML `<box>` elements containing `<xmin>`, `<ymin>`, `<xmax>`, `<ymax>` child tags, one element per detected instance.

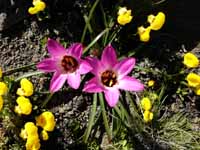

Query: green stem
<box><xmin>99</xmin><ymin>93</ymin><xmax>112</xmax><ymax>142</ymax></box>
<box><xmin>134</xmin><ymin>65</ymin><xmax>162</xmax><ymax>75</ymax></box>
<box><xmin>3</xmin><ymin>63</ymin><xmax>36</xmax><ymax>76</ymax></box>
<box><xmin>100</xmin><ymin>3</ymin><xmax>109</xmax><ymax>46</ymax></box>
<box><xmin>108</xmin><ymin>26</ymin><xmax>121</xmax><ymax>44</ymax></box>
<box><xmin>83</xmin><ymin>15</ymin><xmax>93</xmax><ymax>34</ymax></box>
<box><xmin>15</xmin><ymin>71</ymin><xmax>43</xmax><ymax>82</ymax></box>
<box><xmin>41</xmin><ymin>93</ymin><xmax>54</xmax><ymax>108</ymax></box>
<box><xmin>126</xmin><ymin>92</ymin><xmax>142</xmax><ymax>121</ymax></box>
<box><xmin>118</xmin><ymin>101</ymin><xmax>130</xmax><ymax>120</ymax></box>
<box><xmin>81</xmin><ymin>0</ymin><xmax>100</xmax><ymax>43</ymax></box>
<box><xmin>83</xmin><ymin>28</ymin><xmax>109</xmax><ymax>54</ymax></box>
<box><xmin>83</xmin><ymin>93</ymin><xmax>97</xmax><ymax>143</ymax></box>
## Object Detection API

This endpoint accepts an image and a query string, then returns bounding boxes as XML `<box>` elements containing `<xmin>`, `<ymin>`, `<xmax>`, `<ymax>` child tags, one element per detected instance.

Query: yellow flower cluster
<box><xmin>15</xmin><ymin>78</ymin><xmax>33</xmax><ymax>115</ymax></box>
<box><xmin>183</xmin><ymin>52</ymin><xmax>200</xmax><ymax>95</ymax></box>
<box><xmin>28</xmin><ymin>0</ymin><xmax>46</xmax><ymax>15</ymax></box>
<box><xmin>36</xmin><ymin>111</ymin><xmax>56</xmax><ymax>140</ymax></box>
<box><xmin>20</xmin><ymin>111</ymin><xmax>56</xmax><ymax>149</ymax></box>
<box><xmin>138</xmin><ymin>12</ymin><xmax>165</xmax><ymax>42</ymax></box>
<box><xmin>20</xmin><ymin>122</ymin><xmax>41</xmax><ymax>150</ymax></box>
<box><xmin>141</xmin><ymin>97</ymin><xmax>153</xmax><ymax>122</ymax></box>
<box><xmin>117</xmin><ymin>7</ymin><xmax>133</xmax><ymax>25</ymax></box>
<box><xmin>0</xmin><ymin>80</ymin><xmax>8</xmax><ymax>112</ymax></box>
<box><xmin>16</xmin><ymin>78</ymin><xmax>56</xmax><ymax>148</ymax></box>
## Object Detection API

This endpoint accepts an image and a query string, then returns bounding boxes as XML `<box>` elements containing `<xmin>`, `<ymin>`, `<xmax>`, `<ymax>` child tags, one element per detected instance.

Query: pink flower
<box><xmin>37</xmin><ymin>39</ymin><xmax>92</xmax><ymax>92</ymax></box>
<box><xmin>83</xmin><ymin>45</ymin><xmax>144</xmax><ymax>107</ymax></box>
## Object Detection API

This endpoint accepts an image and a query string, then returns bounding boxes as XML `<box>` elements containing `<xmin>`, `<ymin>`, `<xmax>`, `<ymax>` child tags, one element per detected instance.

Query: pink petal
<box><xmin>50</xmin><ymin>72</ymin><xmax>68</xmax><ymax>92</ymax></box>
<box><xmin>67</xmin><ymin>73</ymin><xmax>81</xmax><ymax>89</ymax></box>
<box><xmin>101</xmin><ymin>44</ymin><xmax>117</xmax><ymax>67</ymax></box>
<box><xmin>114</xmin><ymin>58</ymin><xmax>135</xmax><ymax>78</ymax></box>
<box><xmin>86</xmin><ymin>57</ymin><xmax>105</xmax><ymax>76</ymax></box>
<box><xmin>47</xmin><ymin>39</ymin><xmax>67</xmax><ymax>57</ymax></box>
<box><xmin>104</xmin><ymin>88</ymin><xmax>120</xmax><ymax>107</ymax></box>
<box><xmin>68</xmin><ymin>43</ymin><xmax>83</xmax><ymax>58</ymax></box>
<box><xmin>37</xmin><ymin>58</ymin><xmax>57</xmax><ymax>72</ymax></box>
<box><xmin>118</xmin><ymin>76</ymin><xmax>144</xmax><ymax>91</ymax></box>
<box><xmin>83</xmin><ymin>77</ymin><xmax>104</xmax><ymax>93</ymax></box>
<box><xmin>78</xmin><ymin>60</ymin><xmax>92</xmax><ymax>74</ymax></box>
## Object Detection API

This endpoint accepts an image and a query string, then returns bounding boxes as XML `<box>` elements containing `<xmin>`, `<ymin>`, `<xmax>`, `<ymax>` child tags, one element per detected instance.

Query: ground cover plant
<box><xmin>0</xmin><ymin>0</ymin><xmax>200</xmax><ymax>149</ymax></box>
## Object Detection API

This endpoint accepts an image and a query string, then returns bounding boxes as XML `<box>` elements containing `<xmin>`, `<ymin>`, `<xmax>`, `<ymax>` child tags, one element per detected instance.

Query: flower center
<box><xmin>61</xmin><ymin>55</ymin><xmax>79</xmax><ymax>73</ymax></box>
<box><xmin>101</xmin><ymin>70</ymin><xmax>117</xmax><ymax>87</ymax></box>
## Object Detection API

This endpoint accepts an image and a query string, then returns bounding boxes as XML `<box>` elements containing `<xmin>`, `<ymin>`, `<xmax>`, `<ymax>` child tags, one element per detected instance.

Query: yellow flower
<box><xmin>28</xmin><ymin>0</ymin><xmax>46</xmax><ymax>15</ymax></box>
<box><xmin>0</xmin><ymin>67</ymin><xmax>2</xmax><ymax>78</ymax></box>
<box><xmin>26</xmin><ymin>135</ymin><xmax>41</xmax><ymax>150</ymax></box>
<box><xmin>186</xmin><ymin>73</ymin><xmax>200</xmax><ymax>87</ymax></box>
<box><xmin>194</xmin><ymin>87</ymin><xmax>200</xmax><ymax>95</ymax></box>
<box><xmin>20</xmin><ymin>122</ymin><xmax>38</xmax><ymax>140</ymax></box>
<box><xmin>17</xmin><ymin>78</ymin><xmax>34</xmax><ymax>97</ymax></box>
<box><xmin>0</xmin><ymin>82</ymin><xmax>8</xmax><ymax>96</ymax></box>
<box><xmin>141</xmin><ymin>97</ymin><xmax>152</xmax><ymax>111</ymax></box>
<box><xmin>36</xmin><ymin>111</ymin><xmax>56</xmax><ymax>131</ymax></box>
<box><xmin>143</xmin><ymin>110</ymin><xmax>153</xmax><ymax>123</ymax></box>
<box><xmin>147</xmin><ymin>12</ymin><xmax>165</xmax><ymax>31</ymax></box>
<box><xmin>41</xmin><ymin>130</ymin><xmax>49</xmax><ymax>141</ymax></box>
<box><xmin>137</xmin><ymin>26</ymin><xmax>151</xmax><ymax>42</ymax></box>
<box><xmin>15</xmin><ymin>96</ymin><xmax>32</xmax><ymax>115</ymax></box>
<box><xmin>183</xmin><ymin>52</ymin><xmax>199</xmax><ymax>68</ymax></box>
<box><xmin>117</xmin><ymin>7</ymin><xmax>133</xmax><ymax>25</ymax></box>
<box><xmin>0</xmin><ymin>96</ymin><xmax>3</xmax><ymax>111</ymax></box>
<box><xmin>147</xmin><ymin>80</ymin><xmax>155</xmax><ymax>87</ymax></box>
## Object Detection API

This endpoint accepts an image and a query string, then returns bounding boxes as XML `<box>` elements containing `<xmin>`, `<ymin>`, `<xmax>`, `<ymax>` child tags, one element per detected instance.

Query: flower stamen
<box><xmin>101</xmin><ymin>70</ymin><xmax>117</xmax><ymax>87</ymax></box>
<box><xmin>61</xmin><ymin>55</ymin><xmax>79</xmax><ymax>73</ymax></box>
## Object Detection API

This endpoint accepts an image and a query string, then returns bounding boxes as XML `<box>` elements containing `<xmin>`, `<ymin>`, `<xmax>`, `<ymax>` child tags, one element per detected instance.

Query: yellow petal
<box><xmin>194</xmin><ymin>87</ymin><xmax>200</xmax><ymax>95</ymax></box>
<box><xmin>20</xmin><ymin>122</ymin><xmax>39</xmax><ymax>140</ymax></box>
<box><xmin>0</xmin><ymin>82</ymin><xmax>8</xmax><ymax>96</ymax></box>
<box><xmin>0</xmin><ymin>96</ymin><xmax>3</xmax><ymax>111</ymax></box>
<box><xmin>138</xmin><ymin>26</ymin><xmax>151</xmax><ymax>42</ymax></box>
<box><xmin>28</xmin><ymin>7</ymin><xmax>39</xmax><ymax>15</ymax></box>
<box><xmin>118</xmin><ymin>7</ymin><xmax>128</xmax><ymax>15</ymax></box>
<box><xmin>25</xmin><ymin>122</ymin><xmax>38</xmax><ymax>136</ymax></box>
<box><xmin>141</xmin><ymin>97</ymin><xmax>152</xmax><ymax>111</ymax></box>
<box><xmin>15</xmin><ymin>96</ymin><xmax>32</xmax><ymax>115</ymax></box>
<box><xmin>17</xmin><ymin>78</ymin><xmax>34</xmax><ymax>97</ymax></box>
<box><xmin>183</xmin><ymin>52</ymin><xmax>199</xmax><ymax>68</ymax></box>
<box><xmin>148</xmin><ymin>12</ymin><xmax>165</xmax><ymax>31</ymax></box>
<box><xmin>143</xmin><ymin>110</ymin><xmax>153</xmax><ymax>123</ymax></box>
<box><xmin>36</xmin><ymin>111</ymin><xmax>56</xmax><ymax>131</ymax></box>
<box><xmin>41</xmin><ymin>130</ymin><xmax>49</xmax><ymax>141</ymax></box>
<box><xmin>20</xmin><ymin>128</ymin><xmax>28</xmax><ymax>140</ymax></box>
<box><xmin>29</xmin><ymin>0</ymin><xmax>46</xmax><ymax>15</ymax></box>
<box><xmin>35</xmin><ymin>1</ymin><xmax>46</xmax><ymax>11</ymax></box>
<box><xmin>186</xmin><ymin>73</ymin><xmax>200</xmax><ymax>87</ymax></box>
<box><xmin>26</xmin><ymin>135</ymin><xmax>40</xmax><ymax>150</ymax></box>
<box><xmin>117</xmin><ymin>7</ymin><xmax>133</xmax><ymax>25</ymax></box>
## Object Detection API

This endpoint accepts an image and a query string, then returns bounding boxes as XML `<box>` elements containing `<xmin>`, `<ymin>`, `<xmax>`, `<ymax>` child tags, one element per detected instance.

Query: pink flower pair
<box><xmin>37</xmin><ymin>39</ymin><xmax>144</xmax><ymax>107</ymax></box>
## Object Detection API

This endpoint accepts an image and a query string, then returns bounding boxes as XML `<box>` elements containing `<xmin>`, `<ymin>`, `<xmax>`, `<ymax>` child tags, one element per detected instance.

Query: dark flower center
<box><xmin>101</xmin><ymin>70</ymin><xmax>117</xmax><ymax>87</ymax></box>
<box><xmin>61</xmin><ymin>55</ymin><xmax>79</xmax><ymax>73</ymax></box>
